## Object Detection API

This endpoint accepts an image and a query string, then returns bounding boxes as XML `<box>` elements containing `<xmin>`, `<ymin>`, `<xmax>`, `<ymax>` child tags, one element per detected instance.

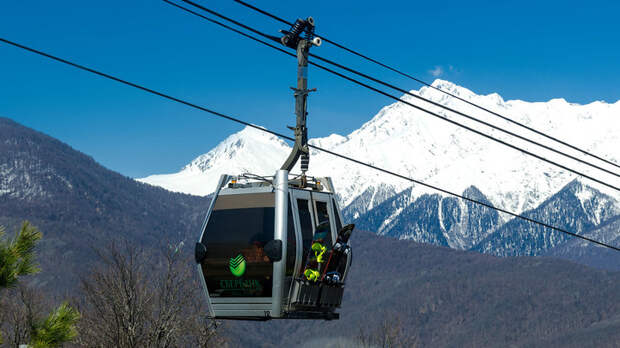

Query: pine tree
<box><xmin>31</xmin><ymin>302</ymin><xmax>80</xmax><ymax>348</ymax></box>
<box><xmin>0</xmin><ymin>221</ymin><xmax>42</xmax><ymax>288</ymax></box>
<box><xmin>0</xmin><ymin>221</ymin><xmax>80</xmax><ymax>347</ymax></box>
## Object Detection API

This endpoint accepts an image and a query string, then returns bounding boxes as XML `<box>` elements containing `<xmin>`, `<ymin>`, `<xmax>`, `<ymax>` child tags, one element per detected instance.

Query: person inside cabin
<box><xmin>304</xmin><ymin>221</ymin><xmax>329</xmax><ymax>282</ymax></box>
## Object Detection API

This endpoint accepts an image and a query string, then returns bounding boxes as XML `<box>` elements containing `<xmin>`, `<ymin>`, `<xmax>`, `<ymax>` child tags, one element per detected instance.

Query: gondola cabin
<box><xmin>195</xmin><ymin>170</ymin><xmax>353</xmax><ymax>320</ymax></box>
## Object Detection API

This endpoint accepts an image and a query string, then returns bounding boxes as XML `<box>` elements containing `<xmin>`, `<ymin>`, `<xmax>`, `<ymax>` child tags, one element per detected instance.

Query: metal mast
<box><xmin>280</xmin><ymin>17</ymin><xmax>321</xmax><ymax>184</ymax></box>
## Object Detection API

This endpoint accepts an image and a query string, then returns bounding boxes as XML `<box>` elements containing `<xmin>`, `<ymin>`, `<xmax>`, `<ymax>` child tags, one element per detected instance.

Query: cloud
<box><xmin>429</xmin><ymin>66</ymin><xmax>443</xmax><ymax>77</ymax></box>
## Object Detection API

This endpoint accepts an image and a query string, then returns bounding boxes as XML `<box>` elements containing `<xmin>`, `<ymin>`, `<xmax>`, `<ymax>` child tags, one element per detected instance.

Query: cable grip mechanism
<box><xmin>280</xmin><ymin>16</ymin><xmax>320</xmax><ymax>184</ymax></box>
<box><xmin>280</xmin><ymin>17</ymin><xmax>321</xmax><ymax>48</ymax></box>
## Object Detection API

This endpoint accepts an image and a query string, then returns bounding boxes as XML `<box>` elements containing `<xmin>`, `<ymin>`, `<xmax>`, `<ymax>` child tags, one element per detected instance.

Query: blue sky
<box><xmin>1</xmin><ymin>0</ymin><xmax>619</xmax><ymax>178</ymax></box>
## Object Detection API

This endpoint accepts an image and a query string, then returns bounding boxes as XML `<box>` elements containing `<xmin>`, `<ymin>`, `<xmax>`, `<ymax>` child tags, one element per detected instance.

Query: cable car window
<box><xmin>315</xmin><ymin>201</ymin><xmax>334</xmax><ymax>246</ymax></box>
<box><xmin>296</xmin><ymin>199</ymin><xmax>313</xmax><ymax>273</ymax></box>
<box><xmin>200</xmin><ymin>193</ymin><xmax>274</xmax><ymax>298</ymax></box>
<box><xmin>286</xmin><ymin>204</ymin><xmax>296</xmax><ymax>276</ymax></box>
<box><xmin>332</xmin><ymin>198</ymin><xmax>343</xmax><ymax>233</ymax></box>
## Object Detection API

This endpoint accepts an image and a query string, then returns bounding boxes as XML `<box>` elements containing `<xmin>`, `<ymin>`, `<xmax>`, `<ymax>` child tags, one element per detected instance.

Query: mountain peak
<box><xmin>183</xmin><ymin>125</ymin><xmax>289</xmax><ymax>172</ymax></box>
<box><xmin>431</xmin><ymin>79</ymin><xmax>475</xmax><ymax>95</ymax></box>
<box><xmin>139</xmin><ymin>79</ymin><xmax>620</xmax><ymax>218</ymax></box>
<box><xmin>139</xmin><ymin>124</ymin><xmax>291</xmax><ymax>195</ymax></box>
<box><xmin>235</xmin><ymin>124</ymin><xmax>279</xmax><ymax>140</ymax></box>
<box><xmin>431</xmin><ymin>79</ymin><xmax>459</xmax><ymax>90</ymax></box>
<box><xmin>416</xmin><ymin>79</ymin><xmax>478</xmax><ymax>106</ymax></box>
<box><xmin>420</xmin><ymin>79</ymin><xmax>509</xmax><ymax>108</ymax></box>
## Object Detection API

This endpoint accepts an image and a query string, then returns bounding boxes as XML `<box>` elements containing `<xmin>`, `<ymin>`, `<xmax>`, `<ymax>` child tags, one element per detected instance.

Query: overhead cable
<box><xmin>1</xmin><ymin>36</ymin><xmax>618</xmax><ymax>252</ymax></box>
<box><xmin>233</xmin><ymin>0</ymin><xmax>620</xmax><ymax>172</ymax></box>
<box><xmin>165</xmin><ymin>0</ymin><xmax>620</xmax><ymax>192</ymax></box>
<box><xmin>307</xmin><ymin>53</ymin><xmax>619</xmax><ymax>179</ymax></box>
<box><xmin>180</xmin><ymin>0</ymin><xmax>619</xmax><ymax>179</ymax></box>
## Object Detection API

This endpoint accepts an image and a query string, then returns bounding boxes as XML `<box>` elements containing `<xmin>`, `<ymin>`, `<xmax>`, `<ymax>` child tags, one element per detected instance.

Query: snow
<box><xmin>575</xmin><ymin>183</ymin><xmax>594</xmax><ymax>208</ymax></box>
<box><xmin>138</xmin><ymin>125</ymin><xmax>290</xmax><ymax>196</ymax></box>
<box><xmin>138</xmin><ymin>79</ymin><xmax>620</xmax><ymax>218</ymax></box>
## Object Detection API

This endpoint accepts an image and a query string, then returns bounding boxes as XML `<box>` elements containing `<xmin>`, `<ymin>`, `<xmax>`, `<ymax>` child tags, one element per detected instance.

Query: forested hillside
<box><xmin>0</xmin><ymin>117</ymin><xmax>207</xmax><ymax>290</ymax></box>
<box><xmin>2</xmin><ymin>117</ymin><xmax>619</xmax><ymax>347</ymax></box>
<box><xmin>223</xmin><ymin>231</ymin><xmax>620</xmax><ymax>347</ymax></box>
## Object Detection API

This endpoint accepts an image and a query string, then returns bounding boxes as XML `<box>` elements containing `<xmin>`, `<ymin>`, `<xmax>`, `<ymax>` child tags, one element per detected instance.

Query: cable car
<box><xmin>194</xmin><ymin>15</ymin><xmax>353</xmax><ymax>320</ymax></box>
<box><xmin>195</xmin><ymin>171</ymin><xmax>353</xmax><ymax>320</ymax></box>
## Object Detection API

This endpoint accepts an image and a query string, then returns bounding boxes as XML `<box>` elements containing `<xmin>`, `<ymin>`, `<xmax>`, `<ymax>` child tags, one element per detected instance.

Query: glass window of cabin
<box><xmin>200</xmin><ymin>193</ymin><xmax>274</xmax><ymax>298</ymax></box>
<box><xmin>286</xmin><ymin>204</ymin><xmax>296</xmax><ymax>277</ymax></box>
<box><xmin>296</xmin><ymin>199</ymin><xmax>314</xmax><ymax>274</ymax></box>
<box><xmin>315</xmin><ymin>201</ymin><xmax>334</xmax><ymax>247</ymax></box>
<box><xmin>332</xmin><ymin>198</ymin><xmax>343</xmax><ymax>234</ymax></box>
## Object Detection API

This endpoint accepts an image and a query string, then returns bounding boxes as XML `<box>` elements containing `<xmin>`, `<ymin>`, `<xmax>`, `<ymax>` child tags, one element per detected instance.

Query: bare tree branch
<box><xmin>77</xmin><ymin>240</ymin><xmax>223</xmax><ymax>348</ymax></box>
<box><xmin>356</xmin><ymin>315</ymin><xmax>419</xmax><ymax>348</ymax></box>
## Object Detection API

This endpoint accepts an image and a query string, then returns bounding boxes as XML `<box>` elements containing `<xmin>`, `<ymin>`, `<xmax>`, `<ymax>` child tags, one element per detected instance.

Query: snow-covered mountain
<box><xmin>138</xmin><ymin>79</ymin><xmax>620</xmax><ymax>256</ymax></box>
<box><xmin>354</xmin><ymin>185</ymin><xmax>502</xmax><ymax>250</ymax></box>
<box><xmin>139</xmin><ymin>79</ymin><xmax>619</xmax><ymax>215</ymax></box>
<box><xmin>473</xmin><ymin>179</ymin><xmax>620</xmax><ymax>256</ymax></box>
<box><xmin>139</xmin><ymin>126</ymin><xmax>290</xmax><ymax>196</ymax></box>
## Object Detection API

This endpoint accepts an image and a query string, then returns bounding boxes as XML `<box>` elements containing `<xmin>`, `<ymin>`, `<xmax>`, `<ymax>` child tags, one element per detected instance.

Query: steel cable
<box><xmin>166</xmin><ymin>0</ymin><xmax>620</xmax><ymax>192</ymax></box>
<box><xmin>233</xmin><ymin>0</ymin><xmax>620</xmax><ymax>172</ymax></box>
<box><xmin>1</xmin><ymin>36</ymin><xmax>618</xmax><ymax>251</ymax></box>
<box><xmin>183</xmin><ymin>0</ymin><xmax>619</xmax><ymax>179</ymax></box>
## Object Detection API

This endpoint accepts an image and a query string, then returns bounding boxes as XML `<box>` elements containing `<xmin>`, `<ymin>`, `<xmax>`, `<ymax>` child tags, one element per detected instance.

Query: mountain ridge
<box><xmin>473</xmin><ymin>179</ymin><xmax>619</xmax><ymax>256</ymax></box>
<box><xmin>138</xmin><ymin>79</ymin><xmax>619</xmax><ymax>215</ymax></box>
<box><xmin>0</xmin><ymin>116</ymin><xmax>208</xmax><ymax>289</ymax></box>
<box><xmin>135</xmin><ymin>80</ymin><xmax>619</xmax><ymax>256</ymax></box>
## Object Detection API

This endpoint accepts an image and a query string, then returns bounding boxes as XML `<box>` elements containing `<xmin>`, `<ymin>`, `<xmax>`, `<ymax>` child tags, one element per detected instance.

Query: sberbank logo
<box><xmin>229</xmin><ymin>254</ymin><xmax>246</xmax><ymax>277</ymax></box>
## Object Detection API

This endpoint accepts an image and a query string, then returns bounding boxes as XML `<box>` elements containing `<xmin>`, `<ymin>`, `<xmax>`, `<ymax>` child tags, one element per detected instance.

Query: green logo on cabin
<box><xmin>229</xmin><ymin>254</ymin><xmax>246</xmax><ymax>277</ymax></box>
